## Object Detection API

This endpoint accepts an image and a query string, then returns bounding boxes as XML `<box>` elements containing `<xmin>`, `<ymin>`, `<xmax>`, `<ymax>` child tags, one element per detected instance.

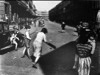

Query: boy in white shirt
<box><xmin>32</xmin><ymin>28</ymin><xmax>48</xmax><ymax>68</ymax></box>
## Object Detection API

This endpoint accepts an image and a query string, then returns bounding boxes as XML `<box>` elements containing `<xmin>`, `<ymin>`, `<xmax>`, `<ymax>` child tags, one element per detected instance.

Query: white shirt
<box><xmin>34</xmin><ymin>32</ymin><xmax>47</xmax><ymax>44</ymax></box>
<box><xmin>10</xmin><ymin>33</ymin><xmax>19</xmax><ymax>42</ymax></box>
<box><xmin>25</xmin><ymin>29</ymin><xmax>31</xmax><ymax>40</ymax></box>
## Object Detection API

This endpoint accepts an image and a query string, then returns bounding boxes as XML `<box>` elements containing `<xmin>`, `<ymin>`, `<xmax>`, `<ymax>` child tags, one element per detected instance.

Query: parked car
<box><xmin>0</xmin><ymin>31</ymin><xmax>15</xmax><ymax>52</ymax></box>
<box><xmin>0</xmin><ymin>21</ymin><xmax>24</xmax><ymax>53</ymax></box>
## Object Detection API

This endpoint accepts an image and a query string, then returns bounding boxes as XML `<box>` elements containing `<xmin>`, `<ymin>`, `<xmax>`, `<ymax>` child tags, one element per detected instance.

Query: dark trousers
<box><xmin>61</xmin><ymin>24</ymin><xmax>66</xmax><ymax>30</ymax></box>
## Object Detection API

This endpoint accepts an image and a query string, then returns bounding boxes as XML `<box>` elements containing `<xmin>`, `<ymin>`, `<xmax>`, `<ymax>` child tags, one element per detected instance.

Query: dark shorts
<box><xmin>24</xmin><ymin>38</ymin><xmax>30</xmax><ymax>47</ymax></box>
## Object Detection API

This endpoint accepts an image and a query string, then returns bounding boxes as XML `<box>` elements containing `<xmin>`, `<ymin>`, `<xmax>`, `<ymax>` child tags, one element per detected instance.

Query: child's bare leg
<box><xmin>14</xmin><ymin>41</ymin><xmax>18</xmax><ymax>50</ymax></box>
<box><xmin>34</xmin><ymin>51</ymin><xmax>40</xmax><ymax>64</ymax></box>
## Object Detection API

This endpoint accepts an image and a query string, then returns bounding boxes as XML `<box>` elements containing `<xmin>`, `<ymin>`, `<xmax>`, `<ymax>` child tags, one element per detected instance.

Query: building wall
<box><xmin>49</xmin><ymin>0</ymin><xmax>99</xmax><ymax>26</ymax></box>
<box><xmin>0</xmin><ymin>1</ymin><xmax>5</xmax><ymax>21</ymax></box>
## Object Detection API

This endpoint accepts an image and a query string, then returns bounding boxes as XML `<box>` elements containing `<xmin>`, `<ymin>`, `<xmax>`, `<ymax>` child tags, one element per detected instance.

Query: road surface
<box><xmin>0</xmin><ymin>20</ymin><xmax>99</xmax><ymax>75</ymax></box>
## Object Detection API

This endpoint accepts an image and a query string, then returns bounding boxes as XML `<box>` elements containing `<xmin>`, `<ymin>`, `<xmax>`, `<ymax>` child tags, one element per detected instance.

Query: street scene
<box><xmin>0</xmin><ymin>20</ymin><xmax>99</xmax><ymax>75</ymax></box>
<box><xmin>0</xmin><ymin>0</ymin><xmax>100</xmax><ymax>75</ymax></box>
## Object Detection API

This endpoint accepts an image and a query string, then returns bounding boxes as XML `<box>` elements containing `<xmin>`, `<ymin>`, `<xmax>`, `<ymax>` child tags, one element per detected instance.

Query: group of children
<box><xmin>9</xmin><ymin>21</ymin><xmax>96</xmax><ymax>73</ymax></box>
<box><xmin>21</xmin><ymin>27</ymin><xmax>52</xmax><ymax>68</ymax></box>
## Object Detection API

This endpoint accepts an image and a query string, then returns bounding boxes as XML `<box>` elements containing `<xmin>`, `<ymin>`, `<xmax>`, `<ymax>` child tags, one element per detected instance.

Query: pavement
<box><xmin>0</xmin><ymin>20</ymin><xmax>99</xmax><ymax>75</ymax></box>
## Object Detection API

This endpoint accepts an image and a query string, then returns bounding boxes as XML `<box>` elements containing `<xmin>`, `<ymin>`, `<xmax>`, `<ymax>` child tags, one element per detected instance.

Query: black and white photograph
<box><xmin>0</xmin><ymin>0</ymin><xmax>99</xmax><ymax>75</ymax></box>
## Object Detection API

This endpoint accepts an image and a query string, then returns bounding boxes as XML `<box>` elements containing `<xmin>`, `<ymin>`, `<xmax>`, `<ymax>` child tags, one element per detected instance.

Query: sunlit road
<box><xmin>0</xmin><ymin>20</ymin><xmax>99</xmax><ymax>75</ymax></box>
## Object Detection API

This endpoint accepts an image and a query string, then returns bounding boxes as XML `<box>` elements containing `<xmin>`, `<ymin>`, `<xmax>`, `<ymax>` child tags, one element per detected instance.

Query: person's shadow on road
<box><xmin>38</xmin><ymin>41</ymin><xmax>77</xmax><ymax>75</ymax></box>
<box><xmin>38</xmin><ymin>41</ymin><xmax>98</xmax><ymax>75</ymax></box>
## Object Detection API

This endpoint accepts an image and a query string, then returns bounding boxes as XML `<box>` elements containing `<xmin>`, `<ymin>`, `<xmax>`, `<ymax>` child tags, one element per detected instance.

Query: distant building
<box><xmin>0</xmin><ymin>1</ymin><xmax>11</xmax><ymax>22</ymax></box>
<box><xmin>36</xmin><ymin>11</ymin><xmax>48</xmax><ymax>17</ymax></box>
<box><xmin>49</xmin><ymin>0</ymin><xmax>100</xmax><ymax>26</ymax></box>
<box><xmin>0</xmin><ymin>1</ymin><xmax>5</xmax><ymax>21</ymax></box>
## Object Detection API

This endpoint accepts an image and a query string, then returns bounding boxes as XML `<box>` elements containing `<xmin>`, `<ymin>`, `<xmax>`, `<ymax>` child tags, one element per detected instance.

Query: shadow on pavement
<box><xmin>38</xmin><ymin>41</ymin><xmax>98</xmax><ymax>75</ymax></box>
<box><xmin>39</xmin><ymin>41</ymin><xmax>77</xmax><ymax>75</ymax></box>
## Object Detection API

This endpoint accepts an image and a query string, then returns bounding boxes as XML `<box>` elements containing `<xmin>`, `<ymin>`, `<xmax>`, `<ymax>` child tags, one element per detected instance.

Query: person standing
<box><xmin>61</xmin><ymin>21</ymin><xmax>66</xmax><ymax>32</ymax></box>
<box><xmin>73</xmin><ymin>32</ymin><xmax>96</xmax><ymax>75</ymax></box>
<box><xmin>21</xmin><ymin>25</ymin><xmax>31</xmax><ymax>58</ymax></box>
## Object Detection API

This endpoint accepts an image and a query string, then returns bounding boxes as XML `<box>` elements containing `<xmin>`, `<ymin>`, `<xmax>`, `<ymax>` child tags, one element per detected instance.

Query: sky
<box><xmin>33</xmin><ymin>1</ymin><xmax>61</xmax><ymax>11</ymax></box>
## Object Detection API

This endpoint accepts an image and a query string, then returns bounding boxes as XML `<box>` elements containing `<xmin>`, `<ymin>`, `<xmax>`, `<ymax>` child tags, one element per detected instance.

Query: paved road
<box><xmin>0</xmin><ymin>20</ymin><xmax>99</xmax><ymax>75</ymax></box>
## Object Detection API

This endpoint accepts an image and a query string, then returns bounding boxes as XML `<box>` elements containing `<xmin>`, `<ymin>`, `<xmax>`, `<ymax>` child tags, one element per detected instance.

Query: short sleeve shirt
<box><xmin>76</xmin><ymin>43</ymin><xmax>92</xmax><ymax>58</ymax></box>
